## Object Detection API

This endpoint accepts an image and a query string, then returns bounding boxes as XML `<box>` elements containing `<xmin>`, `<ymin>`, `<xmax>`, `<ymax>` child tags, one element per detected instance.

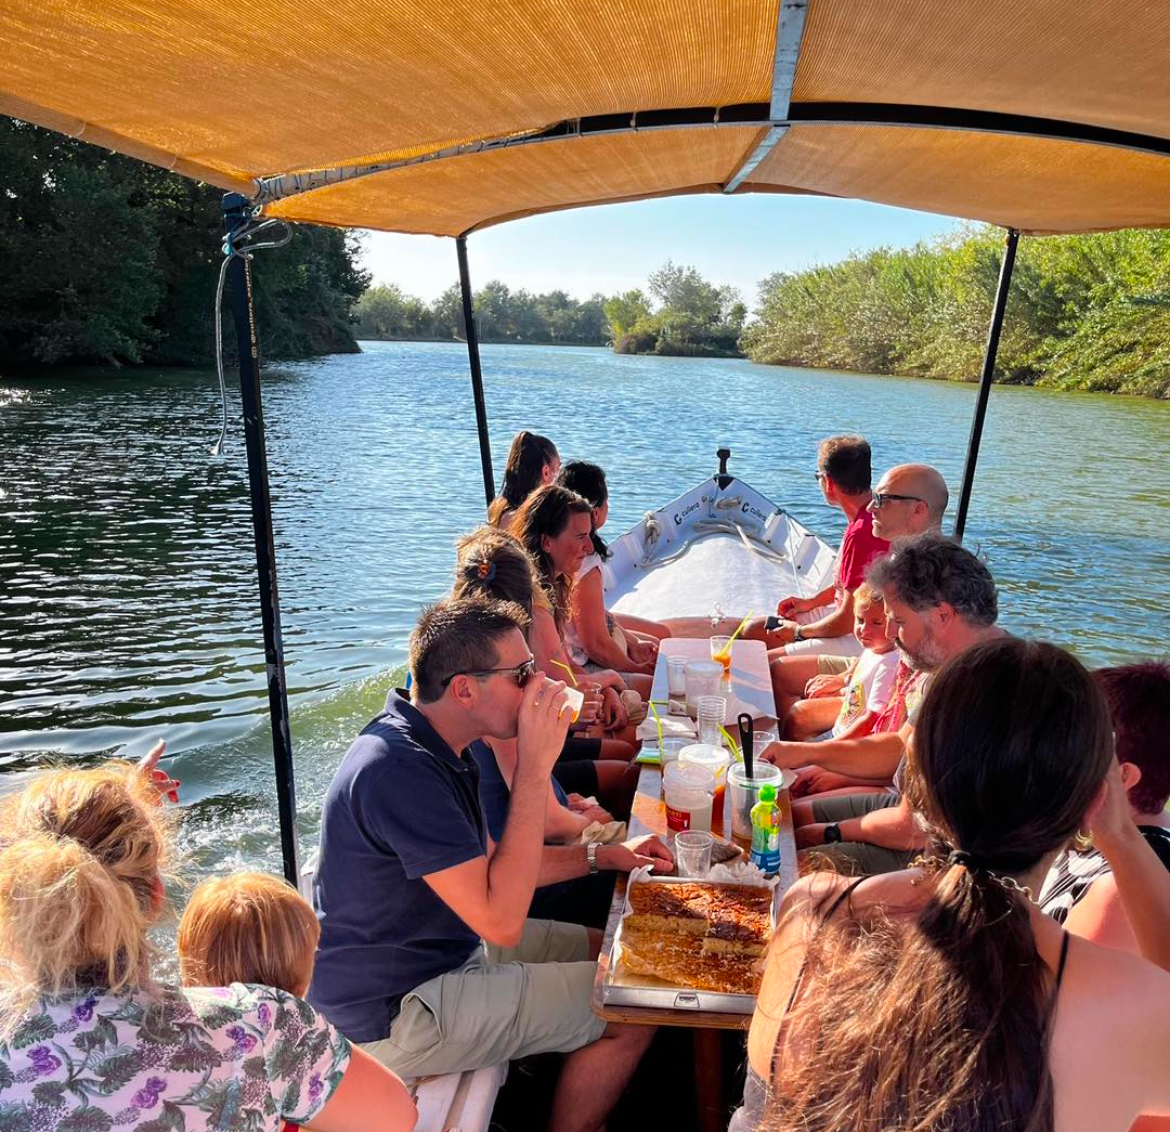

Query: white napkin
<box><xmin>579</xmin><ymin>820</ymin><xmax>628</xmax><ymax>844</ymax></box>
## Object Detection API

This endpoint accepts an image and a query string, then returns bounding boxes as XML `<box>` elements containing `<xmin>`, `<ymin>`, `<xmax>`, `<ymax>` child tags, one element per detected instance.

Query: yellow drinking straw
<box><xmin>725</xmin><ymin>611</ymin><xmax>755</xmax><ymax>647</ymax></box>
<box><xmin>549</xmin><ymin>659</ymin><xmax>579</xmax><ymax>687</ymax></box>
<box><xmin>718</xmin><ymin>725</ymin><xmax>740</xmax><ymax>758</ymax></box>
<box><xmin>647</xmin><ymin>699</ymin><xmax>664</xmax><ymax>749</ymax></box>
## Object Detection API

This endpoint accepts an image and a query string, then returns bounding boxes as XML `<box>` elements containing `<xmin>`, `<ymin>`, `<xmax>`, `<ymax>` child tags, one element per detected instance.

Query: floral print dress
<box><xmin>0</xmin><ymin>982</ymin><xmax>350</xmax><ymax>1132</ymax></box>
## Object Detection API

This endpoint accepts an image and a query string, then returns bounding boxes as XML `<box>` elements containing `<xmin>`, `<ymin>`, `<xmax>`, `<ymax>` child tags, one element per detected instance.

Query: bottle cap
<box><xmin>758</xmin><ymin>783</ymin><xmax>777</xmax><ymax>803</ymax></box>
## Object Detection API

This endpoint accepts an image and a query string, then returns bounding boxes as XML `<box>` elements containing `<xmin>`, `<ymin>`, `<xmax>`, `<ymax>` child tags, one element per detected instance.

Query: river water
<box><xmin>1</xmin><ymin>342</ymin><xmax>1168</xmax><ymax>876</ymax></box>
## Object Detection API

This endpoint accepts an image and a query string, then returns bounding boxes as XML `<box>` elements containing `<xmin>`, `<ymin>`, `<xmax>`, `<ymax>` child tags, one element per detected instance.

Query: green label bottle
<box><xmin>749</xmin><ymin>783</ymin><xmax>781</xmax><ymax>876</ymax></box>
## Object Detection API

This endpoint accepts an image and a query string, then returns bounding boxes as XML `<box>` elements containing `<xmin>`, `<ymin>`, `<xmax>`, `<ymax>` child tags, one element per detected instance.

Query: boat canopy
<box><xmin>4</xmin><ymin>0</ymin><xmax>1170</xmax><ymax>236</ymax></box>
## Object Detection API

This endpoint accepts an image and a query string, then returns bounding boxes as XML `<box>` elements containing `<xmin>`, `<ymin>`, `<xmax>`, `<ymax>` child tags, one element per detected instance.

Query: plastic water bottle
<box><xmin>749</xmin><ymin>783</ymin><xmax>782</xmax><ymax>876</ymax></box>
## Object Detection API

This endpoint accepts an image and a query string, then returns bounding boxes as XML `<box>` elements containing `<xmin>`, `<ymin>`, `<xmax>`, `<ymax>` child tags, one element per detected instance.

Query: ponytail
<box><xmin>0</xmin><ymin>764</ymin><xmax>168</xmax><ymax>1034</ymax></box>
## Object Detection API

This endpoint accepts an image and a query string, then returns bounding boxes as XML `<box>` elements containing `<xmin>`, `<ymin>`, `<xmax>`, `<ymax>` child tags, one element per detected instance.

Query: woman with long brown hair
<box><xmin>486</xmin><ymin>430</ymin><xmax>559</xmax><ymax>529</ymax></box>
<box><xmin>737</xmin><ymin>637</ymin><xmax>1170</xmax><ymax>1132</ymax></box>
<box><xmin>0</xmin><ymin>754</ymin><xmax>416</xmax><ymax>1132</ymax></box>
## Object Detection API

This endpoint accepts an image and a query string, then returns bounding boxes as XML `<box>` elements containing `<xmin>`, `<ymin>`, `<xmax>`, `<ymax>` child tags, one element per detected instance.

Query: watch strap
<box><xmin>823</xmin><ymin>823</ymin><xmax>842</xmax><ymax>844</ymax></box>
<box><xmin>586</xmin><ymin>842</ymin><xmax>602</xmax><ymax>875</ymax></box>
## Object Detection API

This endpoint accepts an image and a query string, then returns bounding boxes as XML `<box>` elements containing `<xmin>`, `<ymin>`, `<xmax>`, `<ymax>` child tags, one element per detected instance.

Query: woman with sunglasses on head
<box><xmin>487</xmin><ymin>431</ymin><xmax>560</xmax><ymax>531</ymax></box>
<box><xmin>733</xmin><ymin>637</ymin><xmax>1170</xmax><ymax>1132</ymax></box>
<box><xmin>556</xmin><ymin>461</ymin><xmax>668</xmax><ymax>677</ymax></box>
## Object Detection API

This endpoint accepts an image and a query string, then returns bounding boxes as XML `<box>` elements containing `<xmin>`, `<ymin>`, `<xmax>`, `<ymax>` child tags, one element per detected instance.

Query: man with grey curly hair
<box><xmin>762</xmin><ymin>533</ymin><xmax>1004</xmax><ymax>875</ymax></box>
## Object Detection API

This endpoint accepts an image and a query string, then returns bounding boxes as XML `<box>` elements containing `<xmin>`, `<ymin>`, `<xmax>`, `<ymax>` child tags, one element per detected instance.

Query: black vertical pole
<box><xmin>456</xmin><ymin>234</ymin><xmax>496</xmax><ymax>507</ymax></box>
<box><xmin>953</xmin><ymin>227</ymin><xmax>1020</xmax><ymax>543</ymax></box>
<box><xmin>223</xmin><ymin>194</ymin><xmax>299</xmax><ymax>887</ymax></box>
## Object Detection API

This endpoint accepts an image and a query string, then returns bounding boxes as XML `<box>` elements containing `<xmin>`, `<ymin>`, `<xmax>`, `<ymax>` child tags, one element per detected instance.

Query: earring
<box><xmin>1073</xmin><ymin>829</ymin><xmax>1094</xmax><ymax>853</ymax></box>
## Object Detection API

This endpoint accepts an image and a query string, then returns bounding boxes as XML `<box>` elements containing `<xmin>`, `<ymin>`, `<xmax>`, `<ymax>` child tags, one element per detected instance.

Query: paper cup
<box><xmin>561</xmin><ymin>685</ymin><xmax>585</xmax><ymax>722</ymax></box>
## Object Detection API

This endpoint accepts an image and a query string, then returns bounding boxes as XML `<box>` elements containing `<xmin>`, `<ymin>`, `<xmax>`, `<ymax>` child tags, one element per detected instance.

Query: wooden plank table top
<box><xmin>649</xmin><ymin>637</ymin><xmax>777</xmax><ymax>722</ymax></box>
<box><xmin>590</xmin><ymin>764</ymin><xmax>800</xmax><ymax>1031</ymax></box>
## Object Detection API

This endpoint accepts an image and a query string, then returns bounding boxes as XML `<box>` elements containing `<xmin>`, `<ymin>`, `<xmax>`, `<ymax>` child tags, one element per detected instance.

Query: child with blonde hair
<box><xmin>178</xmin><ymin>872</ymin><xmax>320</xmax><ymax>997</ymax></box>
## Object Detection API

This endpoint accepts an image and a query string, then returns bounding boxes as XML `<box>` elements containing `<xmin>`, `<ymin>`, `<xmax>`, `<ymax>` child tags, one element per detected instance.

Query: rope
<box><xmin>210</xmin><ymin>211</ymin><xmax>293</xmax><ymax>456</ymax></box>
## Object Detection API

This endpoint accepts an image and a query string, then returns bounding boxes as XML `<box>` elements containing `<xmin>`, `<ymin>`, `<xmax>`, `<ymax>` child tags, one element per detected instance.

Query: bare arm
<box><xmin>309</xmin><ymin>1045</ymin><xmax>417</xmax><ymax>1132</ymax></box>
<box><xmin>795</xmin><ymin>587</ymin><xmax>856</xmax><ymax>640</ymax></box>
<box><xmin>535</xmin><ymin>837</ymin><xmax>674</xmax><ymax>886</ymax></box>
<box><xmin>762</xmin><ymin>727</ymin><xmax>905</xmax><ymax>779</ymax></box>
<box><xmin>423</xmin><ymin>678</ymin><xmax>570</xmax><ymax>947</ymax></box>
<box><xmin>838</xmin><ymin>797</ymin><xmax>925</xmax><ymax>851</ymax></box>
<box><xmin>487</xmin><ymin>737</ymin><xmax>589</xmax><ymax>843</ymax></box>
<box><xmin>571</xmin><ymin>569</ymin><xmax>644</xmax><ymax>673</ymax></box>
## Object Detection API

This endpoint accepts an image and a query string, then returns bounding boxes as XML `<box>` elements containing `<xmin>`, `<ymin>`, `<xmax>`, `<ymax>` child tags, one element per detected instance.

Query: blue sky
<box><xmin>357</xmin><ymin>194</ymin><xmax>963</xmax><ymax>309</ymax></box>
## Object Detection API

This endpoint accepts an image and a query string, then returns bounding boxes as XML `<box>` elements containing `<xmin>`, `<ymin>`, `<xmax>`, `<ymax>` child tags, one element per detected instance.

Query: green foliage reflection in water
<box><xmin>742</xmin><ymin>225</ymin><xmax>1170</xmax><ymax>399</ymax></box>
<box><xmin>0</xmin><ymin>117</ymin><xmax>368</xmax><ymax>366</ymax></box>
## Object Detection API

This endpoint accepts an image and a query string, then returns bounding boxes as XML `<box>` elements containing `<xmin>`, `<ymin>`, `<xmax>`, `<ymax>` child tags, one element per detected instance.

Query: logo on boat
<box><xmin>674</xmin><ymin>501</ymin><xmax>702</xmax><ymax>525</ymax></box>
<box><xmin>742</xmin><ymin>504</ymin><xmax>769</xmax><ymax>522</ymax></box>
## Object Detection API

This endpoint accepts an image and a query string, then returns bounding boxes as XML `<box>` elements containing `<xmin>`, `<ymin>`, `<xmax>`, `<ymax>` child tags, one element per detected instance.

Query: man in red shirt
<box><xmin>756</xmin><ymin>435</ymin><xmax>888</xmax><ymax>659</ymax></box>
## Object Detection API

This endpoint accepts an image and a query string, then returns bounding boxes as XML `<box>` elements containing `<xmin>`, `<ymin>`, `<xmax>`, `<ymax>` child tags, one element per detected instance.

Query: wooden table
<box><xmin>590</xmin><ymin>765</ymin><xmax>799</xmax><ymax>1132</ymax></box>
<box><xmin>649</xmin><ymin>637</ymin><xmax>778</xmax><ymax>722</ymax></box>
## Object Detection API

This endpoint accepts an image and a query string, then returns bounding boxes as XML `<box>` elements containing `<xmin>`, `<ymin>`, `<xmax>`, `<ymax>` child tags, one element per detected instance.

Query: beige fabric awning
<box><xmin>3</xmin><ymin>0</ymin><xmax>1170</xmax><ymax>235</ymax></box>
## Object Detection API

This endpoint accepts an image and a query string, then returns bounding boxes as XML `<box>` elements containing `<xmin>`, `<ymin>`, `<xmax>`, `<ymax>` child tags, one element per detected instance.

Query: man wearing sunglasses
<box><xmin>868</xmin><ymin>463</ymin><xmax>949</xmax><ymax>542</ymax></box>
<box><xmin>310</xmin><ymin>595</ymin><xmax>663</xmax><ymax>1132</ymax></box>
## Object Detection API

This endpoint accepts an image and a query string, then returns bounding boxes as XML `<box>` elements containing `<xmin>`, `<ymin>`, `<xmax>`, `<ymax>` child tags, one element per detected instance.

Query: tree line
<box><xmin>742</xmin><ymin>225</ymin><xmax>1170</xmax><ymax>398</ymax></box>
<box><xmin>1</xmin><ymin>117</ymin><xmax>368</xmax><ymax>367</ymax></box>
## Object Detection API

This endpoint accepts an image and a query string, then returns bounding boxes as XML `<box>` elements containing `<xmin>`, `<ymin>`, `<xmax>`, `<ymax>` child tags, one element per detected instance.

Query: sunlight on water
<box><xmin>1</xmin><ymin>343</ymin><xmax>1168</xmax><ymax>877</ymax></box>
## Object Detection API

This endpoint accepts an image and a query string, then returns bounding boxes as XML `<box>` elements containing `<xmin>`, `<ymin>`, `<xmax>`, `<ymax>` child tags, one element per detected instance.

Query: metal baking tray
<box><xmin>601</xmin><ymin>875</ymin><xmax>779</xmax><ymax>1015</ymax></box>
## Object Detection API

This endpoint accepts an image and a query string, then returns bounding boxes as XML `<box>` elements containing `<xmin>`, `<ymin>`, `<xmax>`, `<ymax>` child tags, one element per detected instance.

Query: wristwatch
<box><xmin>823</xmin><ymin>823</ymin><xmax>842</xmax><ymax>844</ymax></box>
<box><xmin>792</xmin><ymin>623</ymin><xmax>805</xmax><ymax>643</ymax></box>
<box><xmin>586</xmin><ymin>842</ymin><xmax>602</xmax><ymax>875</ymax></box>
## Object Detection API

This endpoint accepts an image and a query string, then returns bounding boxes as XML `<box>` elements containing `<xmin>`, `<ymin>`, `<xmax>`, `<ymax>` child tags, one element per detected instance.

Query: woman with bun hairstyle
<box><xmin>487</xmin><ymin>430</ymin><xmax>559</xmax><ymax>530</ymax></box>
<box><xmin>735</xmin><ymin>638</ymin><xmax>1170</xmax><ymax>1132</ymax></box>
<box><xmin>0</xmin><ymin>752</ymin><xmax>416</xmax><ymax>1132</ymax></box>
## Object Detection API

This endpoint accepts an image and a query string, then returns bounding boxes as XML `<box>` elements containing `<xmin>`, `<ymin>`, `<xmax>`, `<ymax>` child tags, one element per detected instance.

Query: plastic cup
<box><xmin>685</xmin><ymin>660</ymin><xmax>723</xmax><ymax>716</ymax></box>
<box><xmin>709</xmin><ymin>635</ymin><xmax>732</xmax><ymax>676</ymax></box>
<box><xmin>725</xmin><ymin>763</ymin><xmax>784</xmax><ymax>847</ymax></box>
<box><xmin>696</xmin><ymin>695</ymin><xmax>727</xmax><ymax>747</ymax></box>
<box><xmin>659</xmin><ymin>737</ymin><xmax>689</xmax><ymax>797</ymax></box>
<box><xmin>667</xmin><ymin>656</ymin><xmax>688</xmax><ymax>697</ymax></box>
<box><xmin>675</xmin><ymin>830</ymin><xmax>714</xmax><ymax>878</ymax></box>
<box><xmin>680</xmin><ymin>743</ymin><xmax>732</xmax><ymax>834</ymax></box>
<box><xmin>560</xmin><ymin>685</ymin><xmax>585</xmax><ymax>722</ymax></box>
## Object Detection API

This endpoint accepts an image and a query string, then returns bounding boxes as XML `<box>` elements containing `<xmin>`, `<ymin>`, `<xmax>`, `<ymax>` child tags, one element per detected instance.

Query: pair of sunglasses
<box><xmin>440</xmin><ymin>658</ymin><xmax>536</xmax><ymax>689</ymax></box>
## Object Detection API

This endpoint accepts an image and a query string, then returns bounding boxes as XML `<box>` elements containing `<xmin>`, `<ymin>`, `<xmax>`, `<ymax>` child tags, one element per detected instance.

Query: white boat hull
<box><xmin>606</xmin><ymin>474</ymin><xmax>836</xmax><ymax>622</ymax></box>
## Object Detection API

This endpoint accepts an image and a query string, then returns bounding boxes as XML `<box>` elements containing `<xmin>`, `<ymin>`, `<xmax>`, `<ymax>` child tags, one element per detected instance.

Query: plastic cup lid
<box><xmin>663</xmin><ymin>760</ymin><xmax>716</xmax><ymax>789</ymax></box>
<box><xmin>679</xmin><ymin>743</ymin><xmax>731</xmax><ymax>770</ymax></box>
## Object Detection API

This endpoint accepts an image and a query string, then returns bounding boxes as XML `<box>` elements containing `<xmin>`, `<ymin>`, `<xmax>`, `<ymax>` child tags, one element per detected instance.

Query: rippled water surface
<box><xmin>2</xmin><ymin>343</ymin><xmax>1168</xmax><ymax>875</ymax></box>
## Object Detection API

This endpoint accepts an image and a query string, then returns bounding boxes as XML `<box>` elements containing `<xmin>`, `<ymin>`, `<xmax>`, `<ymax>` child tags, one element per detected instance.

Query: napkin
<box><xmin>579</xmin><ymin>820</ymin><xmax>628</xmax><ymax>844</ymax></box>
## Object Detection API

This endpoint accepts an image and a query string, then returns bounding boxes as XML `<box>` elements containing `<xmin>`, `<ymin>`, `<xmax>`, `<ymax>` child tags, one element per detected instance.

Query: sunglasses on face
<box><xmin>441</xmin><ymin>658</ymin><xmax>536</xmax><ymax>689</ymax></box>
<box><xmin>870</xmin><ymin>492</ymin><xmax>924</xmax><ymax>510</ymax></box>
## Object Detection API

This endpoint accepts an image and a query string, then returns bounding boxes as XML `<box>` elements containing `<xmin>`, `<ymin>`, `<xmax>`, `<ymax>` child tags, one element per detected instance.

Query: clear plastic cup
<box><xmin>709</xmin><ymin>635</ymin><xmax>732</xmax><ymax>677</ymax></box>
<box><xmin>725</xmin><ymin>763</ymin><xmax>784</xmax><ymax>847</ymax></box>
<box><xmin>658</xmin><ymin>737</ymin><xmax>689</xmax><ymax>797</ymax></box>
<box><xmin>685</xmin><ymin>660</ymin><xmax>723</xmax><ymax>715</ymax></box>
<box><xmin>680</xmin><ymin>743</ymin><xmax>732</xmax><ymax>834</ymax></box>
<box><xmin>675</xmin><ymin>830</ymin><xmax>714</xmax><ymax>878</ymax></box>
<box><xmin>667</xmin><ymin>656</ymin><xmax>688</xmax><ymax>698</ymax></box>
<box><xmin>560</xmin><ymin>685</ymin><xmax>585</xmax><ymax>722</ymax></box>
<box><xmin>696</xmin><ymin>695</ymin><xmax>727</xmax><ymax>747</ymax></box>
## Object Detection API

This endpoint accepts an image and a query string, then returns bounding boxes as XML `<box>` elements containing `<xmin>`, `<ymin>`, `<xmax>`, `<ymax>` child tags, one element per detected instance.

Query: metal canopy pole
<box><xmin>222</xmin><ymin>193</ymin><xmax>299</xmax><ymax>887</ymax></box>
<box><xmin>953</xmin><ymin>227</ymin><xmax>1020</xmax><ymax>543</ymax></box>
<box><xmin>456</xmin><ymin>234</ymin><xmax>496</xmax><ymax>506</ymax></box>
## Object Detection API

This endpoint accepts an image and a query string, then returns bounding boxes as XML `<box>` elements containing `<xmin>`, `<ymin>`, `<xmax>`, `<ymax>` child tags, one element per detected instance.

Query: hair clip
<box><xmin>477</xmin><ymin>561</ymin><xmax>497</xmax><ymax>582</ymax></box>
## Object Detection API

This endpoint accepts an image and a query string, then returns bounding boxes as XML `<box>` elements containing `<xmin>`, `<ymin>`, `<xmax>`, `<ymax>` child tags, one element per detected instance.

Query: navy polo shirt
<box><xmin>308</xmin><ymin>691</ymin><xmax>488</xmax><ymax>1042</ymax></box>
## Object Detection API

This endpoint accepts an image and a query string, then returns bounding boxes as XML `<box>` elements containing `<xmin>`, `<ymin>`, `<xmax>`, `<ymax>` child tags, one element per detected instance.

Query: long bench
<box><xmin>409</xmin><ymin>1064</ymin><xmax>508</xmax><ymax>1132</ymax></box>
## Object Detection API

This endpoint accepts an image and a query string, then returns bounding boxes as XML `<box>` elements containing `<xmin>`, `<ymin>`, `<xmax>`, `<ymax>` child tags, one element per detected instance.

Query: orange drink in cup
<box><xmin>709</xmin><ymin>635</ymin><xmax>732</xmax><ymax>677</ymax></box>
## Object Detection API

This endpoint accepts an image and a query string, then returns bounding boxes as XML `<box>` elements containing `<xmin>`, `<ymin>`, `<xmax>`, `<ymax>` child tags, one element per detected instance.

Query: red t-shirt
<box><xmin>834</xmin><ymin>505</ymin><xmax>889</xmax><ymax>604</ymax></box>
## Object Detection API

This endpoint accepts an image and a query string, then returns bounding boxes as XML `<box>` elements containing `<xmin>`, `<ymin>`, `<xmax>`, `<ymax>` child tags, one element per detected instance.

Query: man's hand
<box><xmin>764</xmin><ymin>620</ymin><xmax>797</xmax><ymax>647</ymax></box>
<box><xmin>803</xmin><ymin>673</ymin><xmax>845</xmax><ymax>699</ymax></box>
<box><xmin>566</xmin><ymin>794</ymin><xmax>615</xmax><ymax>825</ymax></box>
<box><xmin>516</xmin><ymin>675</ymin><xmax>572</xmax><ymax>777</ymax></box>
<box><xmin>575</xmin><ymin>684</ymin><xmax>603</xmax><ymax>726</ymax></box>
<box><xmin>137</xmin><ymin>740</ymin><xmax>179</xmax><ymax>804</ymax></box>
<box><xmin>789</xmin><ymin>765</ymin><xmax>853</xmax><ymax>798</ymax></box>
<box><xmin>600</xmin><ymin>835</ymin><xmax>675</xmax><ymax>874</ymax></box>
<box><xmin>776</xmin><ymin>596</ymin><xmax>807</xmax><ymax>618</ymax></box>
<box><xmin>760</xmin><ymin>739</ymin><xmax>806</xmax><ymax>770</ymax></box>
<box><xmin>796</xmin><ymin>823</ymin><xmax>830</xmax><ymax>850</ymax></box>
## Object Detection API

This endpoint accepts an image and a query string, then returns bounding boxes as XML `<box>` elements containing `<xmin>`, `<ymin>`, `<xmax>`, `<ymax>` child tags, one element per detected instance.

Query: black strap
<box><xmin>1055</xmin><ymin>930</ymin><xmax>1071</xmax><ymax>989</ymax></box>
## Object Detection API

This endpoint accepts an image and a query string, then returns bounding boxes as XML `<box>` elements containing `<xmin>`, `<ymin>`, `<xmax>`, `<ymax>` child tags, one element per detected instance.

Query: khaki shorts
<box><xmin>815</xmin><ymin>654</ymin><xmax>854</xmax><ymax>677</ymax></box>
<box><xmin>362</xmin><ymin>918</ymin><xmax>605</xmax><ymax>1079</ymax></box>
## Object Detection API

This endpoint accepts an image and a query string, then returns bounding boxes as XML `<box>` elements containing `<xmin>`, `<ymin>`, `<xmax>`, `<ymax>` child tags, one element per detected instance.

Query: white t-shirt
<box><xmin>832</xmin><ymin>649</ymin><xmax>900</xmax><ymax>737</ymax></box>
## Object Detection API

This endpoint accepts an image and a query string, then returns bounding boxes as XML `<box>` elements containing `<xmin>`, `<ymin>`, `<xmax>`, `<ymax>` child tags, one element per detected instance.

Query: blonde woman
<box><xmin>0</xmin><ymin>749</ymin><xmax>416</xmax><ymax>1132</ymax></box>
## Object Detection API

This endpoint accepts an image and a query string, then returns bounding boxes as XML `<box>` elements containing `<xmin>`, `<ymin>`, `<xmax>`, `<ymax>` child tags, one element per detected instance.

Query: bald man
<box><xmin>767</xmin><ymin>465</ymin><xmax>950</xmax><ymax>726</ymax></box>
<box><xmin>868</xmin><ymin>464</ymin><xmax>949</xmax><ymax>541</ymax></box>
